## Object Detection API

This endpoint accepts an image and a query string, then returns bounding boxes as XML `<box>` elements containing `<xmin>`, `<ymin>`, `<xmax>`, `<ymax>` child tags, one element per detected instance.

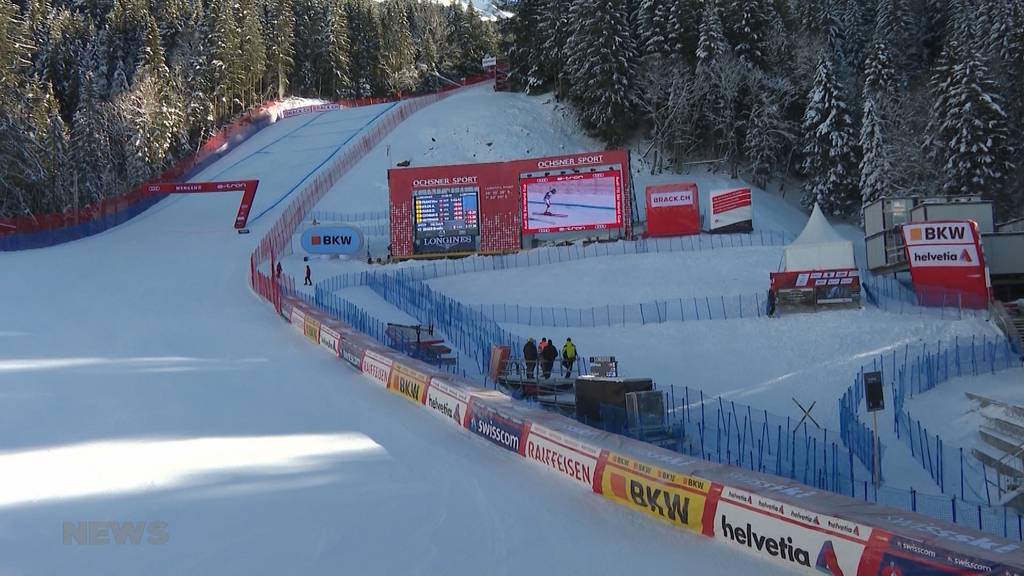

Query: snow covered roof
<box><xmin>783</xmin><ymin>204</ymin><xmax>855</xmax><ymax>271</ymax></box>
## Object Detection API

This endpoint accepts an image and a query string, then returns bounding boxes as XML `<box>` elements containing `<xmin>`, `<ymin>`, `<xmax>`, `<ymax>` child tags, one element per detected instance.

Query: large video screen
<box><xmin>520</xmin><ymin>170</ymin><xmax>622</xmax><ymax>234</ymax></box>
<box><xmin>412</xmin><ymin>186</ymin><xmax>480</xmax><ymax>254</ymax></box>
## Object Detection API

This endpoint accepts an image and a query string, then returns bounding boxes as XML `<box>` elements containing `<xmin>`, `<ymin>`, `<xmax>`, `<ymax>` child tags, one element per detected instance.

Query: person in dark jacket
<box><xmin>540</xmin><ymin>337</ymin><xmax>558</xmax><ymax>379</ymax></box>
<box><xmin>275</xmin><ymin>262</ymin><xmax>283</xmax><ymax>279</ymax></box>
<box><xmin>561</xmin><ymin>338</ymin><xmax>577</xmax><ymax>378</ymax></box>
<box><xmin>304</xmin><ymin>264</ymin><xmax>312</xmax><ymax>286</ymax></box>
<box><xmin>523</xmin><ymin>338</ymin><xmax>538</xmax><ymax>380</ymax></box>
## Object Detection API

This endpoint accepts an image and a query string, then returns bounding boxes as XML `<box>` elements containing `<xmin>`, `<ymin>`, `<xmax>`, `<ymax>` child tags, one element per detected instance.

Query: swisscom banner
<box><xmin>467</xmin><ymin>399</ymin><xmax>526</xmax><ymax>454</ymax></box>
<box><xmin>901</xmin><ymin>221</ymin><xmax>989</xmax><ymax>308</ymax></box>
<box><xmin>713</xmin><ymin>485</ymin><xmax>872</xmax><ymax>575</ymax></box>
<box><xmin>645</xmin><ymin>182</ymin><xmax>700</xmax><ymax>237</ymax></box>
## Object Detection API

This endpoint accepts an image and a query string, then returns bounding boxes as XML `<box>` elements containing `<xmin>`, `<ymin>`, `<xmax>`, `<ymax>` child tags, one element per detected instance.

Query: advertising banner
<box><xmin>303</xmin><ymin>316</ymin><xmax>320</xmax><ymax>344</ymax></box>
<box><xmin>523</xmin><ymin>423</ymin><xmax>602</xmax><ymax>491</ymax></box>
<box><xmin>467</xmin><ymin>399</ymin><xmax>526</xmax><ymax>454</ymax></box>
<box><xmin>301</xmin><ymin>226</ymin><xmax>365</xmax><ymax>256</ymax></box>
<box><xmin>147</xmin><ymin>180</ymin><xmax>258</xmax><ymax>229</ymax></box>
<box><xmin>901</xmin><ymin>221</ymin><xmax>989</xmax><ymax>308</ymax></box>
<box><xmin>280</xmin><ymin>103</ymin><xmax>342</xmax><ymax>118</ymax></box>
<box><xmin>319</xmin><ymin>324</ymin><xmax>342</xmax><ymax>357</ymax></box>
<box><xmin>770</xmin><ymin>269</ymin><xmax>861</xmax><ymax>306</ymax></box>
<box><xmin>645</xmin><ymin>182</ymin><xmax>700</xmax><ymax>237</ymax></box>
<box><xmin>708</xmin><ymin>188</ymin><xmax>752</xmax><ymax>233</ymax></box>
<box><xmin>488</xmin><ymin>345</ymin><xmax>510</xmax><ymax>380</ymax></box>
<box><xmin>341</xmin><ymin>340</ymin><xmax>365</xmax><ymax>369</ymax></box>
<box><xmin>713</xmin><ymin>485</ymin><xmax>871</xmax><ymax>575</ymax></box>
<box><xmin>426</xmin><ymin>378</ymin><xmax>470</xmax><ymax>428</ymax></box>
<box><xmin>859</xmin><ymin>529</ymin><xmax>1019</xmax><ymax>575</ymax></box>
<box><xmin>387</xmin><ymin>362</ymin><xmax>431</xmax><ymax>404</ymax></box>
<box><xmin>597</xmin><ymin>451</ymin><xmax>716</xmax><ymax>534</ymax></box>
<box><xmin>290</xmin><ymin>307</ymin><xmax>306</xmax><ymax>334</ymax></box>
<box><xmin>520</xmin><ymin>170</ymin><xmax>623</xmax><ymax>234</ymax></box>
<box><xmin>361</xmin><ymin>349</ymin><xmax>393</xmax><ymax>387</ymax></box>
<box><xmin>388</xmin><ymin>150</ymin><xmax>631</xmax><ymax>258</ymax></box>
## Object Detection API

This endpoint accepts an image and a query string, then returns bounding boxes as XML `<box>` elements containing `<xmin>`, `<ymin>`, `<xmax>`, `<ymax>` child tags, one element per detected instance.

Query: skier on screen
<box><xmin>543</xmin><ymin>188</ymin><xmax>557</xmax><ymax>215</ymax></box>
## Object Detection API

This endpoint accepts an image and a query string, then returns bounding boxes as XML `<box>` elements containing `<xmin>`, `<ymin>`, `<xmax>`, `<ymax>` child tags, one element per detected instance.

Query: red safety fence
<box><xmin>250</xmin><ymin>75</ymin><xmax>493</xmax><ymax>302</ymax></box>
<box><xmin>0</xmin><ymin>100</ymin><xmax>280</xmax><ymax>240</ymax></box>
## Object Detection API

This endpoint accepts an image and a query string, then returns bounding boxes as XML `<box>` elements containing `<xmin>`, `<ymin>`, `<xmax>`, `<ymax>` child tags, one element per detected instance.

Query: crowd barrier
<box><xmin>862</xmin><ymin>274</ymin><xmax>990</xmax><ymax>321</ymax></box>
<box><xmin>246</xmin><ymin>79</ymin><xmax>1024</xmax><ymax>572</ymax></box>
<box><xmin>308</xmin><ymin>209</ymin><xmax>389</xmax><ymax>223</ymax></box>
<box><xmin>249</xmin><ymin>76</ymin><xmax>493</xmax><ymax>278</ymax></box>
<box><xmin>839</xmin><ymin>334</ymin><xmax>1024</xmax><ymax>538</ymax></box>
<box><xmin>465</xmin><ymin>292</ymin><xmax>770</xmax><ymax>327</ymax></box>
<box><xmin>272</xmin><ymin>292</ymin><xmax>1024</xmax><ymax>574</ymax></box>
<box><xmin>0</xmin><ymin>99</ymin><xmax>284</xmax><ymax>251</ymax></box>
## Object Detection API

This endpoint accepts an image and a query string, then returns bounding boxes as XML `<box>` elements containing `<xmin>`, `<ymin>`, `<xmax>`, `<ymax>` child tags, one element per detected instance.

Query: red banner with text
<box><xmin>645</xmin><ymin>182</ymin><xmax>700</xmax><ymax>237</ymax></box>
<box><xmin>901</xmin><ymin>221</ymin><xmax>989</xmax><ymax>309</ymax></box>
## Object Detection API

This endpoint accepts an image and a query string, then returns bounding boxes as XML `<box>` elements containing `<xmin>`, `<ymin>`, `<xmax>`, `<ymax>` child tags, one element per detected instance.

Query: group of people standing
<box><xmin>522</xmin><ymin>337</ymin><xmax>577</xmax><ymax>380</ymax></box>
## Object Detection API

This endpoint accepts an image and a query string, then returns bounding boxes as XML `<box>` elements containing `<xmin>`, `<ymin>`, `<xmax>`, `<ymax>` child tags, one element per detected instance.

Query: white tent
<box><xmin>783</xmin><ymin>204</ymin><xmax>856</xmax><ymax>271</ymax></box>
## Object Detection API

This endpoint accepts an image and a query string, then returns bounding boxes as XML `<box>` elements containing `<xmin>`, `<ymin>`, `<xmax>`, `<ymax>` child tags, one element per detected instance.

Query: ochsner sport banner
<box><xmin>713</xmin><ymin>485</ymin><xmax>872</xmax><ymax>575</ymax></box>
<box><xmin>901</xmin><ymin>220</ymin><xmax>989</xmax><ymax>308</ymax></box>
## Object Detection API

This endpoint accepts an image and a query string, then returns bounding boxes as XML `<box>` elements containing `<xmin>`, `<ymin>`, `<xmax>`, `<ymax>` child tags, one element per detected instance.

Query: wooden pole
<box><xmin>873</xmin><ymin>409</ymin><xmax>881</xmax><ymax>488</ymax></box>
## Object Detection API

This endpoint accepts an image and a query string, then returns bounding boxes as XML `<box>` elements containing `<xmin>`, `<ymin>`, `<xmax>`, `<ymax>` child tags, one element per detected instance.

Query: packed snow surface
<box><xmin>0</xmin><ymin>89</ymin><xmax>793</xmax><ymax>574</ymax></box>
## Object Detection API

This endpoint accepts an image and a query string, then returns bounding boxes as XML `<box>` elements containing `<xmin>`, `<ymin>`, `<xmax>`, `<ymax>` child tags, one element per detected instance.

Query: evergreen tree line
<box><xmin>0</xmin><ymin>0</ymin><xmax>496</xmax><ymax>219</ymax></box>
<box><xmin>498</xmin><ymin>0</ymin><xmax>1023</xmax><ymax>218</ymax></box>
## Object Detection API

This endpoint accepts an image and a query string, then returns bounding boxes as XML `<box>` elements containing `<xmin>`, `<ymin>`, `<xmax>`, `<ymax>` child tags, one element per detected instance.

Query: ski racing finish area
<box><xmin>0</xmin><ymin>93</ymin><xmax>794</xmax><ymax>575</ymax></box>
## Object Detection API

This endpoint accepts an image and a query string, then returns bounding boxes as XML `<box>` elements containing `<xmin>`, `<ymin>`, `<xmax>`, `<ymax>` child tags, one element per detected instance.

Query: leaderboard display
<box><xmin>412</xmin><ymin>186</ymin><xmax>480</xmax><ymax>254</ymax></box>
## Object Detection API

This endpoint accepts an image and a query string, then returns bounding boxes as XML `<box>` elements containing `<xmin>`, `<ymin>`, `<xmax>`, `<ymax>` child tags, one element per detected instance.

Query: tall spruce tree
<box><xmin>565</xmin><ymin>0</ymin><xmax>639</xmax><ymax>144</ymax></box>
<box><xmin>925</xmin><ymin>4</ymin><xmax>1014</xmax><ymax>211</ymax></box>
<box><xmin>801</xmin><ymin>49</ymin><xmax>859</xmax><ymax>215</ymax></box>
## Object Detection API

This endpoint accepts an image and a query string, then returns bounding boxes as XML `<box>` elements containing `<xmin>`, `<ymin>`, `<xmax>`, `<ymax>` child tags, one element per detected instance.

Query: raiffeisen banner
<box><xmin>901</xmin><ymin>220</ymin><xmax>989</xmax><ymax>309</ymax></box>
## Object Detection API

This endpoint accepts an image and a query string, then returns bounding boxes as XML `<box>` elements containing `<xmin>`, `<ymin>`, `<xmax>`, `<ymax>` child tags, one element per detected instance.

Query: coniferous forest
<box><xmin>500</xmin><ymin>0</ymin><xmax>1023</xmax><ymax>218</ymax></box>
<box><xmin>0</xmin><ymin>0</ymin><xmax>495</xmax><ymax>218</ymax></box>
<box><xmin>1</xmin><ymin>0</ymin><xmax>1021</xmax><ymax>221</ymax></box>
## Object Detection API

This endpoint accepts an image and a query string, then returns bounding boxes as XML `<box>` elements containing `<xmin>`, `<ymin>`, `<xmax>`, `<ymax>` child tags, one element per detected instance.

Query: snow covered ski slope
<box><xmin>0</xmin><ymin>95</ymin><xmax>792</xmax><ymax>574</ymax></box>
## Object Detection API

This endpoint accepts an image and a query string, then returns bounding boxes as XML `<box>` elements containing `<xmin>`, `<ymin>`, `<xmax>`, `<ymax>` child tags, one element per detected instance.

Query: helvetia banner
<box><xmin>318</xmin><ymin>324</ymin><xmax>342</xmax><ymax>357</ymax></box>
<box><xmin>713</xmin><ymin>485</ymin><xmax>871</xmax><ymax>575</ymax></box>
<box><xmin>426</xmin><ymin>378</ymin><xmax>470</xmax><ymax>428</ymax></box>
<box><xmin>597</xmin><ymin>452</ymin><xmax>716</xmax><ymax>534</ymax></box>
<box><xmin>645</xmin><ymin>182</ymin><xmax>700</xmax><ymax>237</ymax></box>
<box><xmin>708</xmin><ymin>188</ymin><xmax>752</xmax><ymax>233</ymax></box>
<box><xmin>901</xmin><ymin>221</ymin><xmax>989</xmax><ymax>308</ymax></box>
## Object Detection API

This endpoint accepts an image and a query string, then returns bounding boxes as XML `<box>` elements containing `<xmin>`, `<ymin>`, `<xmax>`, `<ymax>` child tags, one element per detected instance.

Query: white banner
<box><xmin>319</xmin><ymin>324</ymin><xmax>341</xmax><ymax>357</ymax></box>
<box><xmin>907</xmin><ymin>244</ymin><xmax>981</xmax><ymax>268</ymax></box>
<box><xmin>523</xmin><ymin>423</ymin><xmax>601</xmax><ymax>491</ymax></box>
<box><xmin>902</xmin><ymin>222</ymin><xmax>973</xmax><ymax>246</ymax></box>
<box><xmin>361</xmin><ymin>350</ymin><xmax>393</xmax><ymax>387</ymax></box>
<box><xmin>290</xmin><ymin>307</ymin><xmax>306</xmax><ymax>336</ymax></box>
<box><xmin>714</xmin><ymin>486</ymin><xmax>870</xmax><ymax>576</ymax></box>
<box><xmin>426</xmin><ymin>378</ymin><xmax>470</xmax><ymax>428</ymax></box>
<box><xmin>281</xmin><ymin>103</ymin><xmax>342</xmax><ymax>118</ymax></box>
<box><xmin>650</xmin><ymin>190</ymin><xmax>694</xmax><ymax>207</ymax></box>
<box><xmin>481</xmin><ymin>55</ymin><xmax>497</xmax><ymax>67</ymax></box>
